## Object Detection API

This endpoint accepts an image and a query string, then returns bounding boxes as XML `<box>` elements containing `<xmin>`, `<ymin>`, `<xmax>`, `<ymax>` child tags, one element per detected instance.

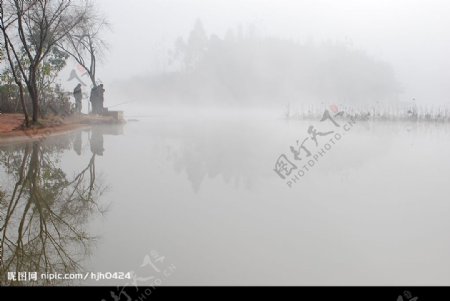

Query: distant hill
<box><xmin>112</xmin><ymin>21</ymin><xmax>402</xmax><ymax>107</ymax></box>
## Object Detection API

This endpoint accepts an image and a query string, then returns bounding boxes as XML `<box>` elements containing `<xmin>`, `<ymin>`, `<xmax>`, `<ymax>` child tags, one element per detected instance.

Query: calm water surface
<box><xmin>1</xmin><ymin>114</ymin><xmax>450</xmax><ymax>286</ymax></box>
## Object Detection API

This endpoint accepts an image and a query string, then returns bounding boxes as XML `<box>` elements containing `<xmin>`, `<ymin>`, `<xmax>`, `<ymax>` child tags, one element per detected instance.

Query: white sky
<box><xmin>92</xmin><ymin>0</ymin><xmax>450</xmax><ymax>104</ymax></box>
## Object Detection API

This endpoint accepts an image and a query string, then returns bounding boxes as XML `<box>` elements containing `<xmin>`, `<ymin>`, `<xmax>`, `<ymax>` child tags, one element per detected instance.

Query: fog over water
<box><xmin>2</xmin><ymin>117</ymin><xmax>450</xmax><ymax>285</ymax></box>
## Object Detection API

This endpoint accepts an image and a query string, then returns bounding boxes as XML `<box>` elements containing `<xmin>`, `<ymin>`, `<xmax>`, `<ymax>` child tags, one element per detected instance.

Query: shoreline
<box><xmin>0</xmin><ymin>113</ymin><xmax>124</xmax><ymax>146</ymax></box>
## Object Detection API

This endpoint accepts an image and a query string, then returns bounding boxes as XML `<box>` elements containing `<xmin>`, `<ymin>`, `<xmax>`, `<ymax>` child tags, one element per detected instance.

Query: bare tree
<box><xmin>0</xmin><ymin>0</ymin><xmax>29</xmax><ymax>126</ymax></box>
<box><xmin>0</xmin><ymin>0</ymin><xmax>89</xmax><ymax>124</ymax></box>
<box><xmin>58</xmin><ymin>7</ymin><xmax>109</xmax><ymax>90</ymax></box>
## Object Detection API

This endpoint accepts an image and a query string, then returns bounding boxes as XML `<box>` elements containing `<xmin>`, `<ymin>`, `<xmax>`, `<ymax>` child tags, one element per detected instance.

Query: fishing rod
<box><xmin>107</xmin><ymin>100</ymin><xmax>135</xmax><ymax>109</ymax></box>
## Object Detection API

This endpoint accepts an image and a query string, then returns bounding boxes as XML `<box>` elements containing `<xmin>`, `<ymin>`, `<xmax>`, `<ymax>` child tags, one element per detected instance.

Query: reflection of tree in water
<box><xmin>159</xmin><ymin>120</ymin><xmax>418</xmax><ymax>192</ymax></box>
<box><xmin>164</xmin><ymin>121</ymin><xmax>270</xmax><ymax>192</ymax></box>
<box><xmin>0</xmin><ymin>128</ymin><xmax>110</xmax><ymax>286</ymax></box>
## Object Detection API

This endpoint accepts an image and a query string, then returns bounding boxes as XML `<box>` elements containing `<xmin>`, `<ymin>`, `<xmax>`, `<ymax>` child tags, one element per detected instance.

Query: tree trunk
<box><xmin>90</xmin><ymin>73</ymin><xmax>96</xmax><ymax>87</ymax></box>
<box><xmin>29</xmin><ymin>71</ymin><xmax>40</xmax><ymax>124</ymax></box>
<box><xmin>31</xmin><ymin>92</ymin><xmax>39</xmax><ymax>123</ymax></box>
<box><xmin>31</xmin><ymin>93</ymin><xmax>39</xmax><ymax>124</ymax></box>
<box><xmin>18</xmin><ymin>84</ymin><xmax>29</xmax><ymax>127</ymax></box>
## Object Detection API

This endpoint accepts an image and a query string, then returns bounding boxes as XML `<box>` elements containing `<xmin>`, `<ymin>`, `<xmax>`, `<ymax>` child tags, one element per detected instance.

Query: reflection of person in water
<box><xmin>90</xmin><ymin>128</ymin><xmax>105</xmax><ymax>156</ymax></box>
<box><xmin>73</xmin><ymin>131</ymin><xmax>82</xmax><ymax>156</ymax></box>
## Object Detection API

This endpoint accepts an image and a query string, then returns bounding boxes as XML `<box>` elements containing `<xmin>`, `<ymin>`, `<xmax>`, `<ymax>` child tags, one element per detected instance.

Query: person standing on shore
<box><xmin>90</xmin><ymin>86</ymin><xmax>98</xmax><ymax>114</ymax></box>
<box><xmin>73</xmin><ymin>84</ymin><xmax>83</xmax><ymax>113</ymax></box>
<box><xmin>98</xmin><ymin>84</ymin><xmax>105</xmax><ymax>114</ymax></box>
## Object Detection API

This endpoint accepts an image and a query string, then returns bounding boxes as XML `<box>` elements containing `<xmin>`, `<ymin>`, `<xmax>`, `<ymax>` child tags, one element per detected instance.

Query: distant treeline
<box><xmin>118</xmin><ymin>20</ymin><xmax>401</xmax><ymax>106</ymax></box>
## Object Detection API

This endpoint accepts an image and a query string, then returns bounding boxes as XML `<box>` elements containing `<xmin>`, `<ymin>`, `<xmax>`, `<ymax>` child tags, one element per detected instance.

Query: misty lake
<box><xmin>1</xmin><ymin>113</ymin><xmax>450</xmax><ymax>286</ymax></box>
